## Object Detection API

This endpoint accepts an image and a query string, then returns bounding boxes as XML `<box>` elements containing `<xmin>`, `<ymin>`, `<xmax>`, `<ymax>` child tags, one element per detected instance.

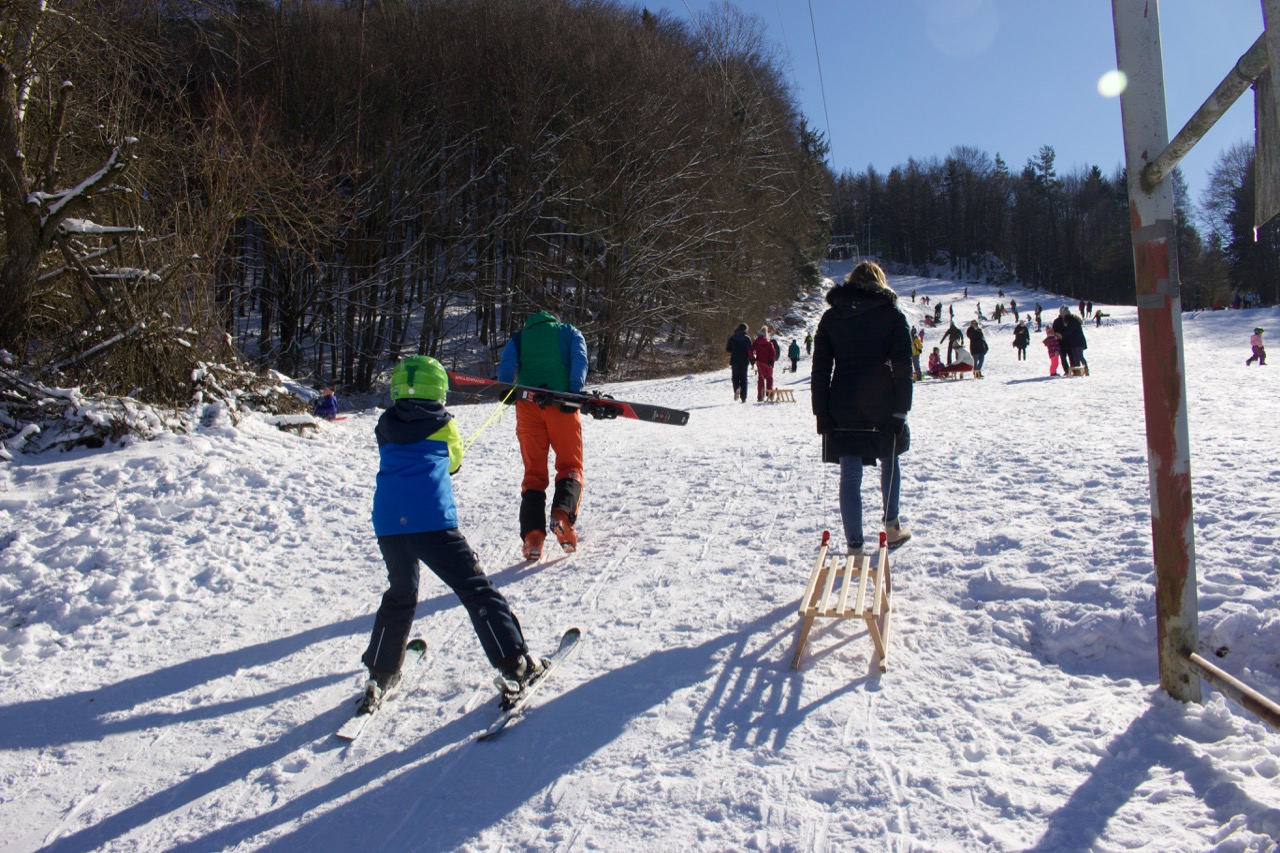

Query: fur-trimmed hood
<box><xmin>825</xmin><ymin>277</ymin><xmax>898</xmax><ymax>317</ymax></box>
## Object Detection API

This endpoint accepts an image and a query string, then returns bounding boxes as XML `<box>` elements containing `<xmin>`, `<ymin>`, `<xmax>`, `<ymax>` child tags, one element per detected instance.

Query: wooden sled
<box><xmin>791</xmin><ymin>531</ymin><xmax>893</xmax><ymax>672</ymax></box>
<box><xmin>765</xmin><ymin>388</ymin><xmax>796</xmax><ymax>402</ymax></box>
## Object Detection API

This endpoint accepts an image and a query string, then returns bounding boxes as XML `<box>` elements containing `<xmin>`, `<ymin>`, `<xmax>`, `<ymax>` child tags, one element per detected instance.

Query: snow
<box><xmin>2</xmin><ymin>269</ymin><xmax>1280</xmax><ymax>852</ymax></box>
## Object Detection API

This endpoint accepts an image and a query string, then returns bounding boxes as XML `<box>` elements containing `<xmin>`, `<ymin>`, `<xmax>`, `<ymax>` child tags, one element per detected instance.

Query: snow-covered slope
<box><xmin>3</xmin><ymin>273</ymin><xmax>1279</xmax><ymax>852</ymax></box>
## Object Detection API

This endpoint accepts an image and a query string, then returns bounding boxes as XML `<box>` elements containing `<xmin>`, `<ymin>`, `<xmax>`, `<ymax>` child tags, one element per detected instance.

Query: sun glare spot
<box><xmin>1098</xmin><ymin>70</ymin><xmax>1128</xmax><ymax>98</ymax></box>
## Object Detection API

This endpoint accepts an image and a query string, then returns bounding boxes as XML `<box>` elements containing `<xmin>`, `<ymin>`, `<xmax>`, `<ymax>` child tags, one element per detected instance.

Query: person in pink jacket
<box><xmin>749</xmin><ymin>327</ymin><xmax>776</xmax><ymax>401</ymax></box>
<box><xmin>1043</xmin><ymin>329</ymin><xmax>1062</xmax><ymax>377</ymax></box>
<box><xmin>1246</xmin><ymin>327</ymin><xmax>1266</xmax><ymax>365</ymax></box>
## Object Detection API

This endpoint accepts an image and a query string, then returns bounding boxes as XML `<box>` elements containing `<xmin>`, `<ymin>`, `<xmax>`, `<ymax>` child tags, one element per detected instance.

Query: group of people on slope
<box><xmin>725</xmin><ymin>324</ymin><xmax>810</xmax><ymax>402</ymax></box>
<box><xmin>1047</xmin><ymin>305</ymin><xmax>1090</xmax><ymax>377</ymax></box>
<box><xmin>359</xmin><ymin>309</ymin><xmax>589</xmax><ymax>716</ymax></box>
<box><xmin>926</xmin><ymin>318</ymin><xmax>987</xmax><ymax>379</ymax></box>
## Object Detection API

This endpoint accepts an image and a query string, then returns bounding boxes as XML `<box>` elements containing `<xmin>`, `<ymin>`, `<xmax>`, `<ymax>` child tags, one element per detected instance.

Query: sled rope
<box><xmin>462</xmin><ymin>386</ymin><xmax>516</xmax><ymax>454</ymax></box>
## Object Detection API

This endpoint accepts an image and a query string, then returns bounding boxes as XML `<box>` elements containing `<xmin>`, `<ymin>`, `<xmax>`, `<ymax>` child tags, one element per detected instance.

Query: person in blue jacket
<box><xmin>313</xmin><ymin>387</ymin><xmax>339</xmax><ymax>420</ymax></box>
<box><xmin>362</xmin><ymin>355</ymin><xmax>541</xmax><ymax>710</ymax></box>
<box><xmin>498</xmin><ymin>310</ymin><xmax>590</xmax><ymax>560</ymax></box>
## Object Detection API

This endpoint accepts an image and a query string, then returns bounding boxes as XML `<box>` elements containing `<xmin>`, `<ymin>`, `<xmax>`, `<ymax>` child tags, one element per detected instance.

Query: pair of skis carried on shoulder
<box><xmin>447</xmin><ymin>373</ymin><xmax>690</xmax><ymax>426</ymax></box>
<box><xmin>335</xmin><ymin>628</ymin><xmax>582</xmax><ymax>743</ymax></box>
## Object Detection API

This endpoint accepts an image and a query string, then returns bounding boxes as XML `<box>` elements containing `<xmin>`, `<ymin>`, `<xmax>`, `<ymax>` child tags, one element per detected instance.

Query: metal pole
<box><xmin>1112</xmin><ymin>0</ymin><xmax>1201</xmax><ymax>703</ymax></box>
<box><xmin>1140</xmin><ymin>33</ymin><xmax>1268</xmax><ymax>193</ymax></box>
<box><xmin>1185</xmin><ymin>652</ymin><xmax>1280</xmax><ymax>730</ymax></box>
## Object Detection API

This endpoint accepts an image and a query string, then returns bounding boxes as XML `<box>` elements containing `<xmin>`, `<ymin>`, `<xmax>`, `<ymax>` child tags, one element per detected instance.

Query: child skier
<box><xmin>362</xmin><ymin>355</ymin><xmax>544</xmax><ymax>712</ymax></box>
<box><xmin>1246</xmin><ymin>327</ymin><xmax>1266</xmax><ymax>365</ymax></box>
<box><xmin>1043</xmin><ymin>329</ymin><xmax>1062</xmax><ymax>377</ymax></box>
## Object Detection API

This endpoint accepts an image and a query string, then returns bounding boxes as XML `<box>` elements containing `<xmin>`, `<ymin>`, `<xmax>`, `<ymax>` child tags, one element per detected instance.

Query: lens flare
<box><xmin>1098</xmin><ymin>70</ymin><xmax>1128</xmax><ymax>98</ymax></box>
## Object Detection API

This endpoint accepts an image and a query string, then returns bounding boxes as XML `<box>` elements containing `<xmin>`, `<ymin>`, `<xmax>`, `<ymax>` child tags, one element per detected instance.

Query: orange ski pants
<box><xmin>515</xmin><ymin>400</ymin><xmax>584</xmax><ymax>494</ymax></box>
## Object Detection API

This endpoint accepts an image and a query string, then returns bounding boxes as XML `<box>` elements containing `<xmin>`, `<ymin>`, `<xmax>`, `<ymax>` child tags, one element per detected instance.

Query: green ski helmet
<box><xmin>390</xmin><ymin>355</ymin><xmax>448</xmax><ymax>402</ymax></box>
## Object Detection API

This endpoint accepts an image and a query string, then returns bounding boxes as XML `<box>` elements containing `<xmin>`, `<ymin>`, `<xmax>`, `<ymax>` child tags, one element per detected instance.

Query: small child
<box><xmin>1246</xmin><ymin>327</ymin><xmax>1266</xmax><ymax>366</ymax></box>
<box><xmin>927</xmin><ymin>346</ymin><xmax>945</xmax><ymax>378</ymax></box>
<box><xmin>314</xmin><ymin>387</ymin><xmax>339</xmax><ymax>420</ymax></box>
<box><xmin>1043</xmin><ymin>329</ymin><xmax>1062</xmax><ymax>377</ymax></box>
<box><xmin>361</xmin><ymin>355</ymin><xmax>544</xmax><ymax>714</ymax></box>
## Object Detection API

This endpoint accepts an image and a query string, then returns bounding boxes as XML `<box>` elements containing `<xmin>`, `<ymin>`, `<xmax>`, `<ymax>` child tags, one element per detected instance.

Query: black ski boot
<box><xmin>494</xmin><ymin>652</ymin><xmax>546</xmax><ymax>709</ymax></box>
<box><xmin>360</xmin><ymin>668</ymin><xmax>402</xmax><ymax>714</ymax></box>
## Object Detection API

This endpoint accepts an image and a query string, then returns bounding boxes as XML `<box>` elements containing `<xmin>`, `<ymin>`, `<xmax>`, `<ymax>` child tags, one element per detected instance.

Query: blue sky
<box><xmin>649</xmin><ymin>1</ymin><xmax>1264</xmax><ymax>210</ymax></box>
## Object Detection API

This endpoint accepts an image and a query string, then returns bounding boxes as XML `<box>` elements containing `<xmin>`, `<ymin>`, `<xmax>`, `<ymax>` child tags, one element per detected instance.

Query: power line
<box><xmin>806</xmin><ymin>0</ymin><xmax>835</xmax><ymax>166</ymax></box>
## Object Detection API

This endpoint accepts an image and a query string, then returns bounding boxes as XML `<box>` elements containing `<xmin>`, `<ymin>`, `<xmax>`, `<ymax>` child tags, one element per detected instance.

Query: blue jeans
<box><xmin>839</xmin><ymin>455</ymin><xmax>902</xmax><ymax>547</ymax></box>
<box><xmin>974</xmin><ymin>352</ymin><xmax>986</xmax><ymax>371</ymax></box>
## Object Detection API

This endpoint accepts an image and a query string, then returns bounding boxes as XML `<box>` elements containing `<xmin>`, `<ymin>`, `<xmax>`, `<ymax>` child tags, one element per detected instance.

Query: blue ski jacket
<box><xmin>371</xmin><ymin>399</ymin><xmax>464</xmax><ymax>536</ymax></box>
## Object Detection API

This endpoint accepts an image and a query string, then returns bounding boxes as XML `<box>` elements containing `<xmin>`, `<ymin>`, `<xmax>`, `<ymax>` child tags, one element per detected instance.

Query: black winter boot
<box><xmin>519</xmin><ymin>490</ymin><xmax>547</xmax><ymax>540</ymax></box>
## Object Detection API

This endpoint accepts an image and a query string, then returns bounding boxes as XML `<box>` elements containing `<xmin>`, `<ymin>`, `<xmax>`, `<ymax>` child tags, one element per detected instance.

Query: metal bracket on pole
<box><xmin>1140</xmin><ymin>33</ymin><xmax>1268</xmax><ymax>193</ymax></box>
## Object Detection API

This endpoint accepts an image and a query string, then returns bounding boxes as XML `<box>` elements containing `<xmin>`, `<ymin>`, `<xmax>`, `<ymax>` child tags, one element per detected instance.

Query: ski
<box><xmin>335</xmin><ymin>638</ymin><xmax>428</xmax><ymax>741</ymax></box>
<box><xmin>447</xmin><ymin>373</ymin><xmax>689</xmax><ymax>426</ymax></box>
<box><xmin>477</xmin><ymin>627</ymin><xmax>582</xmax><ymax>741</ymax></box>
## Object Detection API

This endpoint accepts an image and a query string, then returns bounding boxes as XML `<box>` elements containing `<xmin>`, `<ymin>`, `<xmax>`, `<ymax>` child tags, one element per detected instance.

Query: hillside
<box><xmin>2</xmin><ymin>271</ymin><xmax>1279</xmax><ymax>852</ymax></box>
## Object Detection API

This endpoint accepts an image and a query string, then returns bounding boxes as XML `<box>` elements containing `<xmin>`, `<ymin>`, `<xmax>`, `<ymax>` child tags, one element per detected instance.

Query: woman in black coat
<box><xmin>811</xmin><ymin>261</ymin><xmax>913</xmax><ymax>553</ymax></box>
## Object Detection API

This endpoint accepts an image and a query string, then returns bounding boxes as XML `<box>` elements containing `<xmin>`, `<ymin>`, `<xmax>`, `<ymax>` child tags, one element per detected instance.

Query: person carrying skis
<box><xmin>726</xmin><ymin>323</ymin><xmax>752</xmax><ymax>402</ymax></box>
<box><xmin>750</xmin><ymin>326</ymin><xmax>776</xmax><ymax>402</ymax></box>
<box><xmin>362</xmin><ymin>355</ymin><xmax>543</xmax><ymax>712</ymax></box>
<box><xmin>788</xmin><ymin>338</ymin><xmax>801</xmax><ymax>373</ymax></box>
<box><xmin>1246</xmin><ymin>327</ymin><xmax>1266</xmax><ymax>365</ymax></box>
<box><xmin>497</xmin><ymin>310</ymin><xmax>589</xmax><ymax>560</ymax></box>
<box><xmin>313</xmin><ymin>387</ymin><xmax>339</xmax><ymax>420</ymax></box>
<box><xmin>812</xmin><ymin>261</ymin><xmax>913</xmax><ymax>554</ymax></box>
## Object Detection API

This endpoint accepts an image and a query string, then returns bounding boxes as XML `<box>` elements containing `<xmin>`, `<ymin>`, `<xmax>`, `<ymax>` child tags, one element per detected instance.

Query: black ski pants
<box><xmin>730</xmin><ymin>361</ymin><xmax>749</xmax><ymax>400</ymax></box>
<box><xmin>363</xmin><ymin>528</ymin><xmax>527</xmax><ymax>674</ymax></box>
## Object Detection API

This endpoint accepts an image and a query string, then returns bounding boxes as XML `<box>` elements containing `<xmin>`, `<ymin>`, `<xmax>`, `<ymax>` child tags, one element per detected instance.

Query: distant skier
<box><xmin>361</xmin><ymin>355</ymin><xmax>544</xmax><ymax>713</ymax></box>
<box><xmin>788</xmin><ymin>339</ymin><xmax>801</xmax><ymax>373</ymax></box>
<box><xmin>811</xmin><ymin>260</ymin><xmax>912</xmax><ymax>554</ymax></box>
<box><xmin>1246</xmin><ymin>327</ymin><xmax>1267</xmax><ymax>365</ymax></box>
<box><xmin>726</xmin><ymin>323</ymin><xmax>752</xmax><ymax>402</ymax></box>
<box><xmin>313</xmin><ymin>387</ymin><xmax>339</xmax><ymax>420</ymax></box>
<box><xmin>498</xmin><ymin>309</ymin><xmax>589</xmax><ymax>559</ymax></box>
